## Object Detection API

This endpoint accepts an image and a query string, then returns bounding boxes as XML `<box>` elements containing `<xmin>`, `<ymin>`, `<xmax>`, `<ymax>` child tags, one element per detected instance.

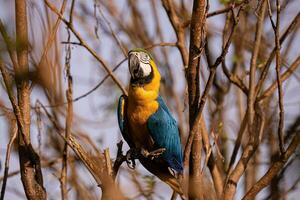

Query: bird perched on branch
<box><xmin>117</xmin><ymin>48</ymin><xmax>184</xmax><ymax>195</ymax></box>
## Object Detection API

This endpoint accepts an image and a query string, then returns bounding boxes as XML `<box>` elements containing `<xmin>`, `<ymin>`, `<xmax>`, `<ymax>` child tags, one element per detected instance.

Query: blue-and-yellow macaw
<box><xmin>117</xmin><ymin>48</ymin><xmax>183</xmax><ymax>194</ymax></box>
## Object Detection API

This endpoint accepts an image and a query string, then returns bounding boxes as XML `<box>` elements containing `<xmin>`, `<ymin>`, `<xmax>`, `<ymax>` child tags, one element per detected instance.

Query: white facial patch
<box><xmin>139</xmin><ymin>62</ymin><xmax>152</xmax><ymax>77</ymax></box>
<box><xmin>139</xmin><ymin>52</ymin><xmax>150</xmax><ymax>64</ymax></box>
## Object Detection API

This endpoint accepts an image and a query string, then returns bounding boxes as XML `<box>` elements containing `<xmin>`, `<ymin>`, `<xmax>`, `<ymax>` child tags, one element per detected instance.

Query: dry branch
<box><xmin>60</xmin><ymin>1</ymin><xmax>75</xmax><ymax>198</ymax></box>
<box><xmin>242</xmin><ymin>131</ymin><xmax>300</xmax><ymax>199</ymax></box>
<box><xmin>0</xmin><ymin>120</ymin><xmax>17</xmax><ymax>200</ymax></box>
<box><xmin>39</xmin><ymin>102</ymin><xmax>124</xmax><ymax>200</ymax></box>
<box><xmin>44</xmin><ymin>0</ymin><xmax>127</xmax><ymax>95</ymax></box>
<box><xmin>258</xmin><ymin>56</ymin><xmax>300</xmax><ymax>101</ymax></box>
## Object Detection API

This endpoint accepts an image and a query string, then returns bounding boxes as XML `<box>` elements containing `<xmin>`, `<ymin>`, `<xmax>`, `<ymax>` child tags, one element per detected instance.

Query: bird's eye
<box><xmin>140</xmin><ymin>53</ymin><xmax>150</xmax><ymax>63</ymax></box>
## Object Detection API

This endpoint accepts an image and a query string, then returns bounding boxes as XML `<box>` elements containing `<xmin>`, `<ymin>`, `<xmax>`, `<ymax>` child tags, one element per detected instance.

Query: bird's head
<box><xmin>128</xmin><ymin>48</ymin><xmax>159</xmax><ymax>86</ymax></box>
<box><xmin>128</xmin><ymin>48</ymin><xmax>161</xmax><ymax>100</ymax></box>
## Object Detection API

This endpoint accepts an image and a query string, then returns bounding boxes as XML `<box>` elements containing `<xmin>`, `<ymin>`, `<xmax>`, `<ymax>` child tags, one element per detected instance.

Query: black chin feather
<box><xmin>130</xmin><ymin>69</ymin><xmax>154</xmax><ymax>86</ymax></box>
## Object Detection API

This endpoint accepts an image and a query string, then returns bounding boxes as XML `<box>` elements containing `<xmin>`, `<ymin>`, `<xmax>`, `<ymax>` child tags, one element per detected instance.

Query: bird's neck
<box><xmin>128</xmin><ymin>60</ymin><xmax>161</xmax><ymax>105</ymax></box>
<box><xmin>128</xmin><ymin>86</ymin><xmax>159</xmax><ymax>105</ymax></box>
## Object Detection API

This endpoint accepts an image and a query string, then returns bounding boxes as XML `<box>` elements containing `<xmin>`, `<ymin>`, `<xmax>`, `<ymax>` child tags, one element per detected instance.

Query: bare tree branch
<box><xmin>242</xmin><ymin>131</ymin><xmax>300</xmax><ymax>199</ymax></box>
<box><xmin>44</xmin><ymin>0</ymin><xmax>127</xmax><ymax>95</ymax></box>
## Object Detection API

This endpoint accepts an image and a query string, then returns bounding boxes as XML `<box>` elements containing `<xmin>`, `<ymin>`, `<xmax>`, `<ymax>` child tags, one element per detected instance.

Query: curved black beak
<box><xmin>129</xmin><ymin>54</ymin><xmax>140</xmax><ymax>79</ymax></box>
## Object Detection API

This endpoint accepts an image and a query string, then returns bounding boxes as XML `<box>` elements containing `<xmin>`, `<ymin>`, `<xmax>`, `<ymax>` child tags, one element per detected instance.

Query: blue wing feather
<box><xmin>117</xmin><ymin>95</ymin><xmax>134</xmax><ymax>148</ymax></box>
<box><xmin>147</xmin><ymin>96</ymin><xmax>183</xmax><ymax>172</ymax></box>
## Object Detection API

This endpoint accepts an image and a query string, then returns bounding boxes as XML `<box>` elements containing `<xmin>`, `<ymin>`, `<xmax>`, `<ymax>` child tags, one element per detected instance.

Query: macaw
<box><xmin>117</xmin><ymin>48</ymin><xmax>184</xmax><ymax>194</ymax></box>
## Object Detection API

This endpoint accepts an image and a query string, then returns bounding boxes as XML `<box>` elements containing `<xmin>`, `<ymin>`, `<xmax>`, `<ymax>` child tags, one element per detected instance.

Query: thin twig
<box><xmin>221</xmin><ymin>60</ymin><xmax>248</xmax><ymax>94</ymax></box>
<box><xmin>182</xmin><ymin>1</ymin><xmax>248</xmax><ymax>27</ymax></box>
<box><xmin>96</xmin><ymin>1</ymin><xmax>127</xmax><ymax>57</ymax></box>
<box><xmin>60</xmin><ymin>1</ymin><xmax>75</xmax><ymax>199</ymax></box>
<box><xmin>274</xmin><ymin>0</ymin><xmax>285</xmax><ymax>154</ymax></box>
<box><xmin>145</xmin><ymin>42</ymin><xmax>177</xmax><ymax>50</ymax></box>
<box><xmin>44</xmin><ymin>0</ymin><xmax>127</xmax><ymax>95</ymax></box>
<box><xmin>258</xmin><ymin>56</ymin><xmax>300</xmax><ymax>101</ymax></box>
<box><xmin>0</xmin><ymin>158</ymin><xmax>61</xmax><ymax>182</ymax></box>
<box><xmin>38</xmin><ymin>0</ymin><xmax>67</xmax><ymax>70</ymax></box>
<box><xmin>0</xmin><ymin>20</ymin><xmax>19</xmax><ymax>70</ymax></box>
<box><xmin>35</xmin><ymin>57</ymin><xmax>127</xmax><ymax>109</ymax></box>
<box><xmin>242</xmin><ymin>131</ymin><xmax>300</xmax><ymax>200</ymax></box>
<box><xmin>226</xmin><ymin>111</ymin><xmax>248</xmax><ymax>177</ymax></box>
<box><xmin>162</xmin><ymin>0</ymin><xmax>188</xmax><ymax>66</ymax></box>
<box><xmin>0</xmin><ymin>121</ymin><xmax>17</xmax><ymax>200</ymax></box>
<box><xmin>37</xmin><ymin>101</ymin><xmax>125</xmax><ymax>199</ymax></box>
<box><xmin>255</xmin><ymin>11</ymin><xmax>300</xmax><ymax>96</ymax></box>
<box><xmin>223</xmin><ymin>102</ymin><xmax>265</xmax><ymax>200</ymax></box>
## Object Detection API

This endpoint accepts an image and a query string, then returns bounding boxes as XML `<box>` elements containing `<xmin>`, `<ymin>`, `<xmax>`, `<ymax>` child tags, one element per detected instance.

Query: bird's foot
<box><xmin>125</xmin><ymin>148</ymin><xmax>139</xmax><ymax>169</ymax></box>
<box><xmin>141</xmin><ymin>148</ymin><xmax>166</xmax><ymax>160</ymax></box>
<box><xmin>125</xmin><ymin>147</ymin><xmax>166</xmax><ymax>169</ymax></box>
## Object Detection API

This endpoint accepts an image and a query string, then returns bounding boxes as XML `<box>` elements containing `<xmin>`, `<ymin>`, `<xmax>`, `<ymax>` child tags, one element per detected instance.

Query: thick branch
<box><xmin>247</xmin><ymin>0</ymin><xmax>267</xmax><ymax>138</ymax></box>
<box><xmin>15</xmin><ymin>0</ymin><xmax>46</xmax><ymax>199</ymax></box>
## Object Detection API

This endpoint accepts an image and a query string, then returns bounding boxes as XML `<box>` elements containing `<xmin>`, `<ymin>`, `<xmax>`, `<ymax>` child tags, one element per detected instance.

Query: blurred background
<box><xmin>0</xmin><ymin>0</ymin><xmax>299</xmax><ymax>199</ymax></box>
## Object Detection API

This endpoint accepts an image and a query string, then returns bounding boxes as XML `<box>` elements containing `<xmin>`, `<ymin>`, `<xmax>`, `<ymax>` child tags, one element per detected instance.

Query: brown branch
<box><xmin>112</xmin><ymin>141</ymin><xmax>126</xmax><ymax>179</ymax></box>
<box><xmin>255</xmin><ymin>11</ymin><xmax>300</xmax><ymax>96</ymax></box>
<box><xmin>38</xmin><ymin>101</ymin><xmax>125</xmax><ymax>200</ymax></box>
<box><xmin>0</xmin><ymin>120</ymin><xmax>17</xmax><ymax>200</ymax></box>
<box><xmin>0</xmin><ymin>62</ymin><xmax>29</xmax><ymax>145</ymax></box>
<box><xmin>186</xmin><ymin>0</ymin><xmax>206</xmax><ymax>125</ymax></box>
<box><xmin>183</xmin><ymin>4</ymin><xmax>244</xmax><ymax>199</ymax></box>
<box><xmin>104</xmin><ymin>149</ymin><xmax>113</xmax><ymax>177</ymax></box>
<box><xmin>0</xmin><ymin>20</ymin><xmax>19</xmax><ymax>70</ymax></box>
<box><xmin>273</xmin><ymin>0</ymin><xmax>285</xmax><ymax>154</ymax></box>
<box><xmin>162</xmin><ymin>0</ymin><xmax>189</xmax><ymax>66</ymax></box>
<box><xmin>258</xmin><ymin>56</ymin><xmax>300</xmax><ymax>101</ymax></box>
<box><xmin>203</xmin><ymin>24</ymin><xmax>225</xmax><ymax>200</ymax></box>
<box><xmin>200</xmin><ymin>117</ymin><xmax>223</xmax><ymax>198</ymax></box>
<box><xmin>207</xmin><ymin>1</ymin><xmax>246</xmax><ymax>18</ymax></box>
<box><xmin>0</xmin><ymin>64</ymin><xmax>45</xmax><ymax>194</ymax></box>
<box><xmin>32</xmin><ymin>57</ymin><xmax>127</xmax><ymax>109</ymax></box>
<box><xmin>184</xmin><ymin>3</ymin><xmax>241</xmax><ymax>170</ymax></box>
<box><xmin>185</xmin><ymin>1</ymin><xmax>207</xmax><ymax>199</ymax></box>
<box><xmin>38</xmin><ymin>0</ymin><xmax>67</xmax><ymax>70</ymax></box>
<box><xmin>247</xmin><ymin>0</ymin><xmax>267</xmax><ymax>141</ymax></box>
<box><xmin>226</xmin><ymin>110</ymin><xmax>248</xmax><ymax>178</ymax></box>
<box><xmin>221</xmin><ymin>60</ymin><xmax>248</xmax><ymax>95</ymax></box>
<box><xmin>0</xmin><ymin>158</ymin><xmax>61</xmax><ymax>182</ymax></box>
<box><xmin>144</xmin><ymin>42</ymin><xmax>177</xmax><ymax>50</ymax></box>
<box><xmin>60</xmin><ymin>1</ymin><xmax>75</xmax><ymax>199</ymax></box>
<box><xmin>182</xmin><ymin>0</ymin><xmax>248</xmax><ymax>27</ymax></box>
<box><xmin>223</xmin><ymin>103</ymin><xmax>265</xmax><ymax>200</ymax></box>
<box><xmin>242</xmin><ymin>131</ymin><xmax>300</xmax><ymax>200</ymax></box>
<box><xmin>96</xmin><ymin>2</ymin><xmax>127</xmax><ymax>57</ymax></box>
<box><xmin>16</xmin><ymin>0</ymin><xmax>47</xmax><ymax>198</ymax></box>
<box><xmin>44</xmin><ymin>0</ymin><xmax>127</xmax><ymax>96</ymax></box>
<box><xmin>283</xmin><ymin>175</ymin><xmax>300</xmax><ymax>195</ymax></box>
<box><xmin>224</xmin><ymin>3</ymin><xmax>266</xmax><ymax>197</ymax></box>
<box><xmin>189</xmin><ymin>128</ymin><xmax>203</xmax><ymax>199</ymax></box>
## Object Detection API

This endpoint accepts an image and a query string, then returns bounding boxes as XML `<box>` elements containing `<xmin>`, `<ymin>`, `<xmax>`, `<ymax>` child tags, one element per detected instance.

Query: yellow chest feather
<box><xmin>127</xmin><ymin>101</ymin><xmax>158</xmax><ymax>124</ymax></box>
<box><xmin>126</xmin><ymin>60</ymin><xmax>161</xmax><ymax>147</ymax></box>
<box><xmin>127</xmin><ymin>87</ymin><xmax>159</xmax><ymax>148</ymax></box>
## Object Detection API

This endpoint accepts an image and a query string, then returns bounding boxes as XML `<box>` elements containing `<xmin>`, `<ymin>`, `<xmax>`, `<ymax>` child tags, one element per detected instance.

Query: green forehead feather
<box><xmin>128</xmin><ymin>48</ymin><xmax>154</xmax><ymax>60</ymax></box>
